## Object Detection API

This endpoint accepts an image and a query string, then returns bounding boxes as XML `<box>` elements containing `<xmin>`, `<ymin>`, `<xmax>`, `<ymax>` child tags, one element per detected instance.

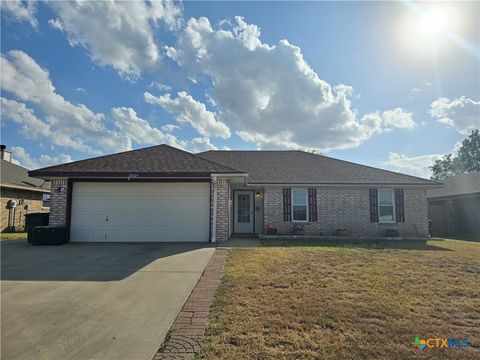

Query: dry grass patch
<box><xmin>0</xmin><ymin>232</ymin><xmax>27</xmax><ymax>240</ymax></box>
<box><xmin>197</xmin><ymin>240</ymin><xmax>480</xmax><ymax>359</ymax></box>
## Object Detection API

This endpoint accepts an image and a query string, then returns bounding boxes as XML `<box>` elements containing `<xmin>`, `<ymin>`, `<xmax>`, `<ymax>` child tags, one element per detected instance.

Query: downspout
<box><xmin>212</xmin><ymin>175</ymin><xmax>217</xmax><ymax>243</ymax></box>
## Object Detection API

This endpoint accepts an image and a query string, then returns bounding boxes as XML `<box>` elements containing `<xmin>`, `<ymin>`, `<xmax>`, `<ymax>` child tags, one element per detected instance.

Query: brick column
<box><xmin>49</xmin><ymin>178</ymin><xmax>68</xmax><ymax>226</ymax></box>
<box><xmin>215</xmin><ymin>178</ymin><xmax>230</xmax><ymax>242</ymax></box>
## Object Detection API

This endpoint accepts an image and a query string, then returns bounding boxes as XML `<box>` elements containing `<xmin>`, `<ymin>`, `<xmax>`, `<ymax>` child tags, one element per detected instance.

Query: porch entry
<box><xmin>234</xmin><ymin>190</ymin><xmax>254</xmax><ymax>233</ymax></box>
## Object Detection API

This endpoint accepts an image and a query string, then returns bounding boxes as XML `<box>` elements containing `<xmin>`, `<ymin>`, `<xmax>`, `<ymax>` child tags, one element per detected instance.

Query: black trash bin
<box><xmin>25</xmin><ymin>213</ymin><xmax>50</xmax><ymax>243</ymax></box>
<box><xmin>32</xmin><ymin>226</ymin><xmax>66</xmax><ymax>246</ymax></box>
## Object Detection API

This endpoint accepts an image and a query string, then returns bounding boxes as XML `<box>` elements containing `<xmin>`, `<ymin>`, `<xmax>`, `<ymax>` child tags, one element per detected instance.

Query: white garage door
<box><xmin>70</xmin><ymin>182</ymin><xmax>210</xmax><ymax>242</ymax></box>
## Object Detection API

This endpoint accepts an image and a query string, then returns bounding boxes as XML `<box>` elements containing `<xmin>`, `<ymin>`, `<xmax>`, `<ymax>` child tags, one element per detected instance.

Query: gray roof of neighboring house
<box><xmin>427</xmin><ymin>172</ymin><xmax>480</xmax><ymax>199</ymax></box>
<box><xmin>29</xmin><ymin>144</ymin><xmax>240</xmax><ymax>178</ymax></box>
<box><xmin>1</xmin><ymin>159</ymin><xmax>50</xmax><ymax>192</ymax></box>
<box><xmin>199</xmin><ymin>150</ymin><xmax>438</xmax><ymax>186</ymax></box>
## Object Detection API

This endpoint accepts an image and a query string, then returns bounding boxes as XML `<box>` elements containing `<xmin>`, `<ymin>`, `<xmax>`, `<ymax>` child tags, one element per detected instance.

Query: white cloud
<box><xmin>358</xmin><ymin>108</ymin><xmax>416</xmax><ymax>134</ymax></box>
<box><xmin>430</xmin><ymin>96</ymin><xmax>480</xmax><ymax>135</ymax></box>
<box><xmin>11</xmin><ymin>146</ymin><xmax>73</xmax><ymax>169</ymax></box>
<box><xmin>111</xmin><ymin>106</ymin><xmax>225</xmax><ymax>152</ymax></box>
<box><xmin>11</xmin><ymin>146</ymin><xmax>39</xmax><ymax>169</ymax></box>
<box><xmin>48</xmin><ymin>18</ymin><xmax>63</xmax><ymax>31</ymax></box>
<box><xmin>74</xmin><ymin>87</ymin><xmax>87</xmax><ymax>95</ymax></box>
<box><xmin>144</xmin><ymin>91</ymin><xmax>231</xmax><ymax>139</ymax></box>
<box><xmin>1</xmin><ymin>50</ymin><xmax>130</xmax><ymax>154</ymax></box>
<box><xmin>189</xmin><ymin>137</ymin><xmax>218</xmax><ymax>152</ymax></box>
<box><xmin>410</xmin><ymin>80</ymin><xmax>432</xmax><ymax>93</ymax></box>
<box><xmin>384</xmin><ymin>152</ymin><xmax>443</xmax><ymax>179</ymax></box>
<box><xmin>1</xmin><ymin>97</ymin><xmax>50</xmax><ymax>139</ymax></box>
<box><xmin>1</xmin><ymin>50</ymin><xmax>225</xmax><ymax>160</ymax></box>
<box><xmin>1</xmin><ymin>97</ymin><xmax>91</xmax><ymax>152</ymax></box>
<box><xmin>161</xmin><ymin>123</ymin><xmax>180</xmax><ymax>132</ymax></box>
<box><xmin>111</xmin><ymin>107</ymin><xmax>186</xmax><ymax>148</ymax></box>
<box><xmin>168</xmin><ymin>17</ymin><xmax>408</xmax><ymax>151</ymax></box>
<box><xmin>1</xmin><ymin>0</ymin><xmax>38</xmax><ymax>28</ymax></box>
<box><xmin>47</xmin><ymin>0</ymin><xmax>182</xmax><ymax>79</ymax></box>
<box><xmin>39</xmin><ymin>153</ymin><xmax>73</xmax><ymax>167</ymax></box>
<box><xmin>381</xmin><ymin>108</ymin><xmax>416</xmax><ymax>129</ymax></box>
<box><xmin>149</xmin><ymin>81</ymin><xmax>171</xmax><ymax>92</ymax></box>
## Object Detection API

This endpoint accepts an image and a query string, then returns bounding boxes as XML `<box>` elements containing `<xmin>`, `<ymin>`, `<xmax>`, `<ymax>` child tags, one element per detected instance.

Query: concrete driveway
<box><xmin>1</xmin><ymin>240</ymin><xmax>215</xmax><ymax>360</ymax></box>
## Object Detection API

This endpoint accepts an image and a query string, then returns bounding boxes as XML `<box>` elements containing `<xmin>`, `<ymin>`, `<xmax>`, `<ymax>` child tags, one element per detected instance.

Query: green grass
<box><xmin>197</xmin><ymin>240</ymin><xmax>480</xmax><ymax>359</ymax></box>
<box><xmin>0</xmin><ymin>232</ymin><xmax>27</xmax><ymax>240</ymax></box>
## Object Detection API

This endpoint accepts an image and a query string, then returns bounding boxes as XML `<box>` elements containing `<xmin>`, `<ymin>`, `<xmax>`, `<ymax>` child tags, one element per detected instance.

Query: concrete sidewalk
<box><xmin>217</xmin><ymin>237</ymin><xmax>261</xmax><ymax>248</ymax></box>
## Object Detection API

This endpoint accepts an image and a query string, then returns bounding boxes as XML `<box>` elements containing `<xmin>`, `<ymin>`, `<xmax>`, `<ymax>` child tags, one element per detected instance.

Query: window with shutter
<box><xmin>369</xmin><ymin>189</ymin><xmax>379</xmax><ymax>222</ymax></box>
<box><xmin>291</xmin><ymin>189</ymin><xmax>308</xmax><ymax>222</ymax></box>
<box><xmin>308</xmin><ymin>188</ymin><xmax>317</xmax><ymax>222</ymax></box>
<box><xmin>378</xmin><ymin>189</ymin><xmax>395</xmax><ymax>223</ymax></box>
<box><xmin>283</xmin><ymin>188</ymin><xmax>292</xmax><ymax>222</ymax></box>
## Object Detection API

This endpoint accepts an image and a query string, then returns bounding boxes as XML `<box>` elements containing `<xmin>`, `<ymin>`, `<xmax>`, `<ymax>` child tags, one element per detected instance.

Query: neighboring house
<box><xmin>427</xmin><ymin>172</ymin><xmax>480</xmax><ymax>237</ymax></box>
<box><xmin>29</xmin><ymin>144</ymin><xmax>439</xmax><ymax>243</ymax></box>
<box><xmin>1</xmin><ymin>146</ymin><xmax>50</xmax><ymax>232</ymax></box>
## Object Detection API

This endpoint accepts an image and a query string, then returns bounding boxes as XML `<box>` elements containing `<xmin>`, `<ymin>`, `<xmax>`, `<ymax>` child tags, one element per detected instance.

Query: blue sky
<box><xmin>1</xmin><ymin>1</ymin><xmax>479</xmax><ymax>178</ymax></box>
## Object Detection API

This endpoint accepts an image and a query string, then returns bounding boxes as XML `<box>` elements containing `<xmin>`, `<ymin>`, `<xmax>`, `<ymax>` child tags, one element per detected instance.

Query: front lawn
<box><xmin>198</xmin><ymin>240</ymin><xmax>480</xmax><ymax>359</ymax></box>
<box><xmin>0</xmin><ymin>232</ymin><xmax>27</xmax><ymax>240</ymax></box>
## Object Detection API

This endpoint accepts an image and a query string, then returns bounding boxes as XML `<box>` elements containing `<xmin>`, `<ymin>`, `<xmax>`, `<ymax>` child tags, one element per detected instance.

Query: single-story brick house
<box><xmin>29</xmin><ymin>144</ymin><xmax>439</xmax><ymax>242</ymax></box>
<box><xmin>1</xmin><ymin>146</ymin><xmax>50</xmax><ymax>232</ymax></box>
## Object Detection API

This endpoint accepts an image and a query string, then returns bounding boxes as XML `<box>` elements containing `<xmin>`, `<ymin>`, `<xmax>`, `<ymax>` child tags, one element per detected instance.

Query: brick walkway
<box><xmin>153</xmin><ymin>249</ymin><xmax>228</xmax><ymax>360</ymax></box>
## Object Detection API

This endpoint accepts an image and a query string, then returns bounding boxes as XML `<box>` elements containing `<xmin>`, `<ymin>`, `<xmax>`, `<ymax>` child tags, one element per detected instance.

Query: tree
<box><xmin>430</xmin><ymin>129</ymin><xmax>480</xmax><ymax>181</ymax></box>
<box><xmin>457</xmin><ymin>129</ymin><xmax>480</xmax><ymax>172</ymax></box>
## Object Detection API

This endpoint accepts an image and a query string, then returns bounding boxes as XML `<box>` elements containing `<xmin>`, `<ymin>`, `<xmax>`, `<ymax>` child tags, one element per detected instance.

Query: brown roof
<box><xmin>1</xmin><ymin>159</ymin><xmax>50</xmax><ymax>192</ymax></box>
<box><xmin>427</xmin><ymin>172</ymin><xmax>480</xmax><ymax>198</ymax></box>
<box><xmin>199</xmin><ymin>150</ymin><xmax>438</xmax><ymax>186</ymax></box>
<box><xmin>29</xmin><ymin>145</ymin><xmax>241</xmax><ymax>178</ymax></box>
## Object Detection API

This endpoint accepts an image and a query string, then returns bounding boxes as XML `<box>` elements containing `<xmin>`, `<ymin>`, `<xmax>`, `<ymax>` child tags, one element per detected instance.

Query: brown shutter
<box><xmin>369</xmin><ymin>189</ymin><xmax>378</xmax><ymax>222</ymax></box>
<box><xmin>395</xmin><ymin>189</ymin><xmax>405</xmax><ymax>223</ymax></box>
<box><xmin>308</xmin><ymin>188</ymin><xmax>317</xmax><ymax>222</ymax></box>
<box><xmin>283</xmin><ymin>188</ymin><xmax>291</xmax><ymax>222</ymax></box>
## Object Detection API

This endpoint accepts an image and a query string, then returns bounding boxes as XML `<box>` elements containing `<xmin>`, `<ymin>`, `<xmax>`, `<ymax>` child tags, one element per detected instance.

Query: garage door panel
<box><xmin>70</xmin><ymin>182</ymin><xmax>210</xmax><ymax>242</ymax></box>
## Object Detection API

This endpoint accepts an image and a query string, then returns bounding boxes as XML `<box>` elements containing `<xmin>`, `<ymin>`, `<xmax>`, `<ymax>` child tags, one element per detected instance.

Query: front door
<box><xmin>234</xmin><ymin>191</ymin><xmax>254</xmax><ymax>233</ymax></box>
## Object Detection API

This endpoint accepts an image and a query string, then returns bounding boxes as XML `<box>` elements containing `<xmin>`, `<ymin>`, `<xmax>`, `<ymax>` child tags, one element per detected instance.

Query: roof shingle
<box><xmin>29</xmin><ymin>145</ymin><xmax>241</xmax><ymax>178</ymax></box>
<box><xmin>1</xmin><ymin>160</ymin><xmax>50</xmax><ymax>191</ymax></box>
<box><xmin>199</xmin><ymin>150</ymin><xmax>438</xmax><ymax>186</ymax></box>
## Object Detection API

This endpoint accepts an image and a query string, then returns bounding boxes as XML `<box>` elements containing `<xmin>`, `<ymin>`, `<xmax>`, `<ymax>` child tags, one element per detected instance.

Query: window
<box><xmin>237</xmin><ymin>194</ymin><xmax>250</xmax><ymax>223</ymax></box>
<box><xmin>378</xmin><ymin>189</ymin><xmax>395</xmax><ymax>223</ymax></box>
<box><xmin>42</xmin><ymin>193</ymin><xmax>51</xmax><ymax>208</ymax></box>
<box><xmin>292</xmin><ymin>189</ymin><xmax>308</xmax><ymax>222</ymax></box>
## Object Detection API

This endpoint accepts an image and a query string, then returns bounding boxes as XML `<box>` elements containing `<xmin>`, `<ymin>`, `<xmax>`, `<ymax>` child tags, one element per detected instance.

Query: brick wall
<box><xmin>264</xmin><ymin>187</ymin><xmax>429</xmax><ymax>237</ymax></box>
<box><xmin>213</xmin><ymin>178</ymin><xmax>230</xmax><ymax>242</ymax></box>
<box><xmin>1</xmin><ymin>187</ymin><xmax>48</xmax><ymax>232</ymax></box>
<box><xmin>49</xmin><ymin>178</ymin><xmax>68</xmax><ymax>226</ymax></box>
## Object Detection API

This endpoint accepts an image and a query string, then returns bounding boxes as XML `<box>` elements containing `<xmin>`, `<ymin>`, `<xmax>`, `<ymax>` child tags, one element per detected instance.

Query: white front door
<box><xmin>234</xmin><ymin>191</ymin><xmax>254</xmax><ymax>233</ymax></box>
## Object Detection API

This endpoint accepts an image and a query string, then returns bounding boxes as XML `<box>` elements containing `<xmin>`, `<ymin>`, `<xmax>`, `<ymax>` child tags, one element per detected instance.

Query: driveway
<box><xmin>1</xmin><ymin>240</ymin><xmax>215</xmax><ymax>360</ymax></box>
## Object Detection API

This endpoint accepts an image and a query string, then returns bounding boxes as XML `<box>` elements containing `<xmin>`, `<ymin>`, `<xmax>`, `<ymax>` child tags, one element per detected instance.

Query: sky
<box><xmin>1</xmin><ymin>0</ymin><xmax>479</xmax><ymax>179</ymax></box>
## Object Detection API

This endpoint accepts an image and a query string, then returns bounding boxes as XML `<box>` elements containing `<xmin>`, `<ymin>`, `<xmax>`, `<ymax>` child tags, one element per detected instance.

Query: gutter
<box><xmin>1</xmin><ymin>183</ymin><xmax>50</xmax><ymax>193</ymax></box>
<box><xmin>246</xmin><ymin>182</ymin><xmax>443</xmax><ymax>188</ymax></box>
<box><xmin>211</xmin><ymin>175</ymin><xmax>217</xmax><ymax>243</ymax></box>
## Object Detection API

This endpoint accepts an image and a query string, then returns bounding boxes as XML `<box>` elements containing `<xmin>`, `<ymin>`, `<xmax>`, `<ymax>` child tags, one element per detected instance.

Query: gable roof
<box><xmin>427</xmin><ymin>172</ymin><xmax>480</xmax><ymax>198</ymax></box>
<box><xmin>29</xmin><ymin>145</ymin><xmax>242</xmax><ymax>178</ymax></box>
<box><xmin>1</xmin><ymin>159</ymin><xmax>50</xmax><ymax>192</ymax></box>
<box><xmin>199</xmin><ymin>150</ymin><xmax>438</xmax><ymax>186</ymax></box>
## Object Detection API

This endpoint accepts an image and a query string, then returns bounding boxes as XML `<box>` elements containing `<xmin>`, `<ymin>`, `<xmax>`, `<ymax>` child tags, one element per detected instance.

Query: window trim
<box><xmin>378</xmin><ymin>188</ymin><xmax>395</xmax><ymax>223</ymax></box>
<box><xmin>291</xmin><ymin>188</ymin><xmax>309</xmax><ymax>222</ymax></box>
<box><xmin>42</xmin><ymin>193</ymin><xmax>51</xmax><ymax>208</ymax></box>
